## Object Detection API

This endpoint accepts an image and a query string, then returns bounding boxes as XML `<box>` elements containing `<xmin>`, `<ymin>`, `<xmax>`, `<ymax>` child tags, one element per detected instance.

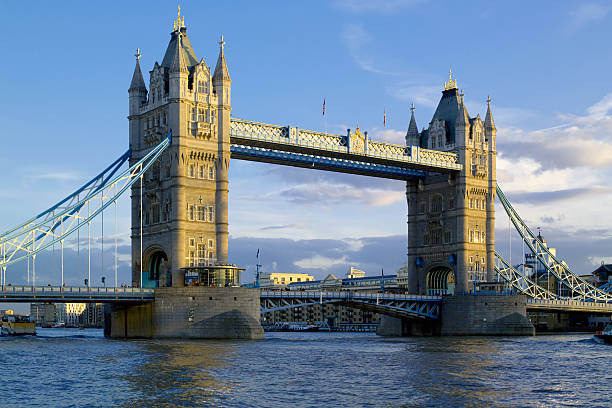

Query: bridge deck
<box><xmin>0</xmin><ymin>286</ymin><xmax>154</xmax><ymax>303</ymax></box>
<box><xmin>526</xmin><ymin>298</ymin><xmax>612</xmax><ymax>313</ymax></box>
<box><xmin>230</xmin><ymin>118</ymin><xmax>462</xmax><ymax>177</ymax></box>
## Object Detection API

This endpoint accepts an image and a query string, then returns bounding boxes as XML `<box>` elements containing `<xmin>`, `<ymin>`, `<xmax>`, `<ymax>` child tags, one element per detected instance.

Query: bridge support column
<box><xmin>105</xmin><ymin>287</ymin><xmax>263</xmax><ymax>339</ymax></box>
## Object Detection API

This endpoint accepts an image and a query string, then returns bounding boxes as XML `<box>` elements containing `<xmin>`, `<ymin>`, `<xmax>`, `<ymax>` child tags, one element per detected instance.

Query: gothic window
<box><xmin>475</xmin><ymin>199</ymin><xmax>479</xmax><ymax>210</ymax></box>
<box><xmin>418</xmin><ymin>201</ymin><xmax>425</xmax><ymax>214</ymax></box>
<box><xmin>207</xmin><ymin>206</ymin><xmax>214</xmax><ymax>222</ymax></box>
<box><xmin>198</xmin><ymin>109</ymin><xmax>206</xmax><ymax>122</ymax></box>
<box><xmin>188</xmin><ymin>205</ymin><xmax>195</xmax><ymax>221</ymax></box>
<box><xmin>198</xmin><ymin>80</ymin><xmax>206</xmax><ymax>93</ymax></box>
<box><xmin>431</xmin><ymin>194</ymin><xmax>442</xmax><ymax>213</ymax></box>
<box><xmin>189</xmin><ymin>164</ymin><xmax>195</xmax><ymax>178</ymax></box>
<box><xmin>145</xmin><ymin>210</ymin><xmax>150</xmax><ymax>225</ymax></box>
<box><xmin>165</xmin><ymin>163</ymin><xmax>171</xmax><ymax>178</ymax></box>
<box><xmin>469</xmin><ymin>199</ymin><xmax>473</xmax><ymax>209</ymax></box>
<box><xmin>208</xmin><ymin>239</ymin><xmax>214</xmax><ymax>249</ymax></box>
<box><xmin>197</xmin><ymin>243</ymin><xmax>206</xmax><ymax>266</ymax></box>
<box><xmin>197</xmin><ymin>206</ymin><xmax>205</xmax><ymax>222</ymax></box>
<box><xmin>209</xmin><ymin>165</ymin><xmax>215</xmax><ymax>180</ymax></box>
<box><xmin>163</xmin><ymin>202</ymin><xmax>170</xmax><ymax>222</ymax></box>
<box><xmin>163</xmin><ymin>112</ymin><xmax>167</xmax><ymax>125</ymax></box>
<box><xmin>151</xmin><ymin>201</ymin><xmax>160</xmax><ymax>224</ymax></box>
<box><xmin>445</xmin><ymin>231</ymin><xmax>452</xmax><ymax>244</ymax></box>
<box><xmin>199</xmin><ymin>165</ymin><xmax>205</xmax><ymax>179</ymax></box>
<box><xmin>189</xmin><ymin>251</ymin><xmax>195</xmax><ymax>267</ymax></box>
<box><xmin>481</xmin><ymin>199</ymin><xmax>486</xmax><ymax>209</ymax></box>
<box><xmin>423</xmin><ymin>234</ymin><xmax>429</xmax><ymax>246</ymax></box>
<box><xmin>470</xmin><ymin>230</ymin><xmax>474</xmax><ymax>242</ymax></box>
<box><xmin>189</xmin><ymin>238</ymin><xmax>195</xmax><ymax>247</ymax></box>
<box><xmin>482</xmin><ymin>232</ymin><xmax>486</xmax><ymax>241</ymax></box>
<box><xmin>448</xmin><ymin>197</ymin><xmax>455</xmax><ymax>209</ymax></box>
<box><xmin>191</xmin><ymin>107</ymin><xmax>197</xmax><ymax>121</ymax></box>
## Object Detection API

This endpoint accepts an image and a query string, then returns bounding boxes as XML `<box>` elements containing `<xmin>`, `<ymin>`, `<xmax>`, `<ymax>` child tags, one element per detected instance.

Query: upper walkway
<box><xmin>0</xmin><ymin>286</ymin><xmax>154</xmax><ymax>303</ymax></box>
<box><xmin>230</xmin><ymin>118</ymin><xmax>462</xmax><ymax>179</ymax></box>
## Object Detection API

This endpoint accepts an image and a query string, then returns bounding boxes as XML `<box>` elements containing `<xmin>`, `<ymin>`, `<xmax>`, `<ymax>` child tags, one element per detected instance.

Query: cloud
<box><xmin>588</xmin><ymin>256</ymin><xmax>612</xmax><ymax>266</ymax></box>
<box><xmin>340</xmin><ymin>24</ymin><xmax>398</xmax><ymax>75</ymax></box>
<box><xmin>569</xmin><ymin>3</ymin><xmax>611</xmax><ymax>30</ymax></box>
<box><xmin>388</xmin><ymin>83</ymin><xmax>441</xmax><ymax>107</ymax></box>
<box><xmin>501</xmin><ymin>186</ymin><xmax>612</xmax><ymax>205</ymax></box>
<box><xmin>294</xmin><ymin>254</ymin><xmax>349</xmax><ymax>270</ymax></box>
<box><xmin>333</xmin><ymin>0</ymin><xmax>425</xmax><ymax>14</ymax></box>
<box><xmin>279</xmin><ymin>183</ymin><xmax>405</xmax><ymax>207</ymax></box>
<box><xmin>259</xmin><ymin>223</ymin><xmax>307</xmax><ymax>231</ymax></box>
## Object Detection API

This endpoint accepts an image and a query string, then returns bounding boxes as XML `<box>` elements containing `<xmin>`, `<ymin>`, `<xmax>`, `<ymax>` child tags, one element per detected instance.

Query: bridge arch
<box><xmin>142</xmin><ymin>246</ymin><xmax>169</xmax><ymax>288</ymax></box>
<box><xmin>426</xmin><ymin>264</ymin><xmax>455</xmax><ymax>296</ymax></box>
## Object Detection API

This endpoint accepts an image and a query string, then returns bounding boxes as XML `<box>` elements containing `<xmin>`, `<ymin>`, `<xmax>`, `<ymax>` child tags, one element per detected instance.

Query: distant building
<box><xmin>591</xmin><ymin>263</ymin><xmax>612</xmax><ymax>287</ymax></box>
<box><xmin>30</xmin><ymin>303</ymin><xmax>56</xmax><ymax>326</ymax></box>
<box><xmin>80</xmin><ymin>303</ymin><xmax>105</xmax><ymax>328</ymax></box>
<box><xmin>259</xmin><ymin>272</ymin><xmax>314</xmax><ymax>288</ymax></box>
<box><xmin>287</xmin><ymin>273</ymin><xmax>399</xmax><ymax>293</ymax></box>
<box><xmin>346</xmin><ymin>267</ymin><xmax>365</xmax><ymax>279</ymax></box>
<box><xmin>56</xmin><ymin>303</ymin><xmax>87</xmax><ymax>327</ymax></box>
<box><xmin>0</xmin><ymin>309</ymin><xmax>15</xmax><ymax>317</ymax></box>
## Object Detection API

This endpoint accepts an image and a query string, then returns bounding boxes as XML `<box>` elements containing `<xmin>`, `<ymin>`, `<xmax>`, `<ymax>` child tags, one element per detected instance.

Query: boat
<box><xmin>595</xmin><ymin>323</ymin><xmax>612</xmax><ymax>344</ymax></box>
<box><xmin>1</xmin><ymin>315</ymin><xmax>36</xmax><ymax>336</ymax></box>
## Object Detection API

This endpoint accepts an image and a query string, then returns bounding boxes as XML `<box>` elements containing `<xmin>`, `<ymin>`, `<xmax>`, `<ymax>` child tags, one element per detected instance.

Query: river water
<box><xmin>0</xmin><ymin>329</ymin><xmax>610</xmax><ymax>408</ymax></box>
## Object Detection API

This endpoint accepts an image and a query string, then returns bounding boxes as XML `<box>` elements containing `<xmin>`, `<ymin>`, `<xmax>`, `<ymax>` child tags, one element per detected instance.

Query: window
<box><xmin>470</xmin><ymin>256</ymin><xmax>474</xmax><ymax>264</ymax></box>
<box><xmin>188</xmin><ymin>205</ymin><xmax>195</xmax><ymax>221</ymax></box>
<box><xmin>197</xmin><ymin>206</ymin><xmax>205</xmax><ymax>222</ymax></box>
<box><xmin>470</xmin><ymin>230</ymin><xmax>474</xmax><ymax>242</ymax></box>
<box><xmin>189</xmin><ymin>164</ymin><xmax>195</xmax><ymax>178</ymax></box>
<box><xmin>197</xmin><ymin>244</ymin><xmax>206</xmax><ymax>266</ymax></box>
<box><xmin>418</xmin><ymin>201</ymin><xmax>425</xmax><ymax>214</ymax></box>
<box><xmin>448</xmin><ymin>198</ymin><xmax>455</xmax><ymax>209</ymax></box>
<box><xmin>165</xmin><ymin>163</ymin><xmax>171</xmax><ymax>178</ymax></box>
<box><xmin>198</xmin><ymin>108</ymin><xmax>206</xmax><ymax>122</ymax></box>
<box><xmin>475</xmin><ymin>199</ymin><xmax>479</xmax><ymax>210</ymax></box>
<box><xmin>189</xmin><ymin>251</ymin><xmax>195</xmax><ymax>267</ymax></box>
<box><xmin>207</xmin><ymin>206</ymin><xmax>214</xmax><ymax>222</ymax></box>
<box><xmin>199</xmin><ymin>165</ymin><xmax>205</xmax><ymax>179</ymax></box>
<box><xmin>191</xmin><ymin>107</ymin><xmax>197</xmax><ymax>121</ymax></box>
<box><xmin>423</xmin><ymin>234</ymin><xmax>429</xmax><ymax>245</ymax></box>
<box><xmin>189</xmin><ymin>238</ymin><xmax>195</xmax><ymax>247</ymax></box>
<box><xmin>431</xmin><ymin>195</ymin><xmax>442</xmax><ymax>213</ymax></box>
<box><xmin>482</xmin><ymin>199</ymin><xmax>486</xmax><ymax>209</ymax></box>
<box><xmin>151</xmin><ymin>202</ymin><xmax>160</xmax><ymax>224</ymax></box>
<box><xmin>163</xmin><ymin>112</ymin><xmax>167</xmax><ymax>125</ymax></box>
<box><xmin>469</xmin><ymin>199</ymin><xmax>473</xmax><ymax>209</ymax></box>
<box><xmin>208</xmin><ymin>239</ymin><xmax>214</xmax><ymax>249</ymax></box>
<box><xmin>163</xmin><ymin>202</ymin><xmax>170</xmax><ymax>222</ymax></box>
<box><xmin>445</xmin><ymin>231</ymin><xmax>451</xmax><ymax>244</ymax></box>
<box><xmin>198</xmin><ymin>80</ymin><xmax>206</xmax><ymax>93</ymax></box>
<box><xmin>209</xmin><ymin>165</ymin><xmax>215</xmax><ymax>180</ymax></box>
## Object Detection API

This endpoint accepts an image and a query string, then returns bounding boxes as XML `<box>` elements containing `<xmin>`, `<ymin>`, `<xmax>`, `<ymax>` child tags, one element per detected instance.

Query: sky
<box><xmin>2</xmin><ymin>1</ymin><xmax>612</xmax><ymax>313</ymax></box>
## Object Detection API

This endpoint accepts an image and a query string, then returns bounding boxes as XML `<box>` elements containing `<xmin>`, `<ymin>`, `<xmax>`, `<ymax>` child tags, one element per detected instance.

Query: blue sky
<box><xmin>2</xmin><ymin>1</ymin><xmax>612</xmax><ymax>305</ymax></box>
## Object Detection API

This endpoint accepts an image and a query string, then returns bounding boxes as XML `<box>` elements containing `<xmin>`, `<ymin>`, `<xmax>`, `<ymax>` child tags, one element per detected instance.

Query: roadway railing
<box><xmin>260</xmin><ymin>290</ymin><xmax>441</xmax><ymax>302</ymax></box>
<box><xmin>0</xmin><ymin>285</ymin><xmax>155</xmax><ymax>303</ymax></box>
<box><xmin>526</xmin><ymin>298</ymin><xmax>612</xmax><ymax>312</ymax></box>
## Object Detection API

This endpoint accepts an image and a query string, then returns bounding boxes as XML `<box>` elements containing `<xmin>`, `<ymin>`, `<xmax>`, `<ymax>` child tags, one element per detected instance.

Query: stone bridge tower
<box><xmin>400</xmin><ymin>72</ymin><xmax>497</xmax><ymax>295</ymax></box>
<box><xmin>127</xmin><ymin>11</ymin><xmax>233</xmax><ymax>288</ymax></box>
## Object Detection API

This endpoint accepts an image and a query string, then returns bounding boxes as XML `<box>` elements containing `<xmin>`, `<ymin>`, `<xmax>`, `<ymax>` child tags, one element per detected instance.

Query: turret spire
<box><xmin>169</xmin><ymin>32</ymin><xmax>188</xmax><ymax>73</ymax></box>
<box><xmin>213</xmin><ymin>35</ymin><xmax>231</xmax><ymax>82</ymax></box>
<box><xmin>406</xmin><ymin>103</ymin><xmax>419</xmax><ymax>146</ymax></box>
<box><xmin>485</xmin><ymin>95</ymin><xmax>496</xmax><ymax>130</ymax></box>
<box><xmin>129</xmin><ymin>48</ymin><xmax>146</xmax><ymax>91</ymax></box>
<box><xmin>444</xmin><ymin>69</ymin><xmax>457</xmax><ymax>90</ymax></box>
<box><xmin>455</xmin><ymin>89</ymin><xmax>469</xmax><ymax>127</ymax></box>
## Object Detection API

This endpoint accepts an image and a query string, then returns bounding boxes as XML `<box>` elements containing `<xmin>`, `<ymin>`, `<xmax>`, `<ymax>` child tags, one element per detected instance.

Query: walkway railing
<box><xmin>0</xmin><ymin>285</ymin><xmax>154</xmax><ymax>303</ymax></box>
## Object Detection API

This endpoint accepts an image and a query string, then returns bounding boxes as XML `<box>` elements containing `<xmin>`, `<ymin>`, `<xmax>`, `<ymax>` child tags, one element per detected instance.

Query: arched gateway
<box><xmin>426</xmin><ymin>267</ymin><xmax>455</xmax><ymax>295</ymax></box>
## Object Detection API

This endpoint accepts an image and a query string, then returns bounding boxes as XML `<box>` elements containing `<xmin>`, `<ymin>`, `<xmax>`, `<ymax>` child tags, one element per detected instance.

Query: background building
<box><xmin>30</xmin><ymin>303</ymin><xmax>56</xmax><ymax>326</ymax></box>
<box><xmin>259</xmin><ymin>272</ymin><xmax>314</xmax><ymax>289</ymax></box>
<box><xmin>55</xmin><ymin>303</ymin><xmax>87</xmax><ymax>327</ymax></box>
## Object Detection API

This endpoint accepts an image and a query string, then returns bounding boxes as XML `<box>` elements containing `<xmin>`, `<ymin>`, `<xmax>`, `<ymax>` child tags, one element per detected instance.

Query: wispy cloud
<box><xmin>333</xmin><ymin>0</ymin><xmax>425</xmax><ymax>14</ymax></box>
<box><xmin>280</xmin><ymin>183</ymin><xmax>405</xmax><ymax>207</ymax></box>
<box><xmin>340</xmin><ymin>24</ymin><xmax>398</xmax><ymax>75</ymax></box>
<box><xmin>294</xmin><ymin>254</ymin><xmax>349</xmax><ymax>270</ymax></box>
<box><xmin>388</xmin><ymin>83</ymin><xmax>441</xmax><ymax>107</ymax></box>
<box><xmin>569</xmin><ymin>3</ymin><xmax>611</xmax><ymax>30</ymax></box>
<box><xmin>259</xmin><ymin>223</ymin><xmax>307</xmax><ymax>231</ymax></box>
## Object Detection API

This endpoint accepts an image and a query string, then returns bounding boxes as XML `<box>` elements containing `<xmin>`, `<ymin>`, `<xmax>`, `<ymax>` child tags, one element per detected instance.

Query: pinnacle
<box><xmin>129</xmin><ymin>57</ymin><xmax>146</xmax><ymax>91</ymax></box>
<box><xmin>213</xmin><ymin>36</ymin><xmax>231</xmax><ymax>82</ymax></box>
<box><xmin>170</xmin><ymin>34</ymin><xmax>188</xmax><ymax>73</ymax></box>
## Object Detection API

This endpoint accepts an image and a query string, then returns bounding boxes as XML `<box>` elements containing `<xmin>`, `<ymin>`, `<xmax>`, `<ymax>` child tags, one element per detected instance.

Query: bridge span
<box><xmin>0</xmin><ymin>286</ymin><xmax>154</xmax><ymax>303</ymax></box>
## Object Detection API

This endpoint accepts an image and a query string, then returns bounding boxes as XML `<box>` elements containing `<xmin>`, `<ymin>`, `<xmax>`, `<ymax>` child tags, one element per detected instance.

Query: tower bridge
<box><xmin>1</xmin><ymin>10</ymin><xmax>611</xmax><ymax>338</ymax></box>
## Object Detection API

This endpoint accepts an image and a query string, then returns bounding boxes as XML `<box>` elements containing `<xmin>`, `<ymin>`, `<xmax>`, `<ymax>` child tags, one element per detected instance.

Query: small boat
<box><xmin>595</xmin><ymin>323</ymin><xmax>612</xmax><ymax>344</ymax></box>
<box><xmin>1</xmin><ymin>315</ymin><xmax>36</xmax><ymax>336</ymax></box>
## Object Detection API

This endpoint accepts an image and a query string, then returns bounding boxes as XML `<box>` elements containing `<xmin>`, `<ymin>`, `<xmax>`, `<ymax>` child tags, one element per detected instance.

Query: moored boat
<box><xmin>1</xmin><ymin>314</ymin><xmax>36</xmax><ymax>336</ymax></box>
<box><xmin>595</xmin><ymin>323</ymin><xmax>612</xmax><ymax>344</ymax></box>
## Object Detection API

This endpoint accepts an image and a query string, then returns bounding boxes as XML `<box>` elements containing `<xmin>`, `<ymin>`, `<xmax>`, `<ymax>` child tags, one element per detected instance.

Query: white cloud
<box><xmin>294</xmin><ymin>254</ymin><xmax>348</xmax><ymax>270</ymax></box>
<box><xmin>588</xmin><ymin>256</ymin><xmax>612</xmax><ymax>267</ymax></box>
<box><xmin>333</xmin><ymin>0</ymin><xmax>425</xmax><ymax>14</ymax></box>
<box><xmin>388</xmin><ymin>83</ymin><xmax>441</xmax><ymax>107</ymax></box>
<box><xmin>280</xmin><ymin>183</ymin><xmax>405</xmax><ymax>207</ymax></box>
<box><xmin>569</xmin><ymin>3</ymin><xmax>611</xmax><ymax>30</ymax></box>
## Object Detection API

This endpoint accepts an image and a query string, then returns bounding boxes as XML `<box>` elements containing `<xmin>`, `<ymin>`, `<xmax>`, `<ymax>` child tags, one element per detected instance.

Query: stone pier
<box><xmin>105</xmin><ymin>287</ymin><xmax>263</xmax><ymax>339</ymax></box>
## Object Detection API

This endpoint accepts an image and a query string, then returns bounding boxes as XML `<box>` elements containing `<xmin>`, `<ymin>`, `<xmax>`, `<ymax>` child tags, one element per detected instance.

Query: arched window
<box><xmin>431</xmin><ymin>194</ymin><xmax>443</xmax><ymax>213</ymax></box>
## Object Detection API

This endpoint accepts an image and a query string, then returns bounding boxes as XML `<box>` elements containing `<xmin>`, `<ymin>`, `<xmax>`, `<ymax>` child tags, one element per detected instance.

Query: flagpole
<box><xmin>323</xmin><ymin>97</ymin><xmax>327</xmax><ymax>134</ymax></box>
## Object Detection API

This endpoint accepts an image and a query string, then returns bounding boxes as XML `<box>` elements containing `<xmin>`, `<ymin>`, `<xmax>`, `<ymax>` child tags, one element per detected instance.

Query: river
<box><xmin>0</xmin><ymin>329</ymin><xmax>610</xmax><ymax>407</ymax></box>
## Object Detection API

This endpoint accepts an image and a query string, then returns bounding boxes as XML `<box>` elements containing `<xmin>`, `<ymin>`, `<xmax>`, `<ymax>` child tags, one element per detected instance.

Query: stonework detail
<box><xmin>128</xmin><ymin>17</ymin><xmax>232</xmax><ymax>288</ymax></box>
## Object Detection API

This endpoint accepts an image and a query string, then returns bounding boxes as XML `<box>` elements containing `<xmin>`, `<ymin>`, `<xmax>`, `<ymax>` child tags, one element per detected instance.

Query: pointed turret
<box><xmin>455</xmin><ymin>89</ymin><xmax>469</xmax><ymax>128</ymax></box>
<box><xmin>129</xmin><ymin>49</ymin><xmax>147</xmax><ymax>91</ymax></box>
<box><xmin>170</xmin><ymin>33</ymin><xmax>188</xmax><ymax>73</ymax></box>
<box><xmin>406</xmin><ymin>104</ymin><xmax>419</xmax><ymax>146</ymax></box>
<box><xmin>128</xmin><ymin>49</ymin><xmax>147</xmax><ymax>116</ymax></box>
<box><xmin>485</xmin><ymin>95</ymin><xmax>495</xmax><ymax>130</ymax></box>
<box><xmin>213</xmin><ymin>36</ymin><xmax>231</xmax><ymax>83</ymax></box>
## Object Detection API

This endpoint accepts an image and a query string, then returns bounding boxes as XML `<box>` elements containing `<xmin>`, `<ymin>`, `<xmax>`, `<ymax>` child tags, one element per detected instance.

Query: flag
<box><xmin>383</xmin><ymin>109</ymin><xmax>386</xmax><ymax>127</ymax></box>
<box><xmin>322</xmin><ymin>98</ymin><xmax>326</xmax><ymax>117</ymax></box>
<box><xmin>256</xmin><ymin>248</ymin><xmax>260</xmax><ymax>259</ymax></box>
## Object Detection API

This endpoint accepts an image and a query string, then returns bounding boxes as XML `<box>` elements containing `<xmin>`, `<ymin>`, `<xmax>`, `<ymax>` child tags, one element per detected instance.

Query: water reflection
<box><xmin>119</xmin><ymin>340</ymin><xmax>241</xmax><ymax>407</ymax></box>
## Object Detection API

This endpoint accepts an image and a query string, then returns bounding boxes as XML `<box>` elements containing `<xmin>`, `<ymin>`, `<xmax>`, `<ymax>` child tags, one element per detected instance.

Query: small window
<box><xmin>482</xmin><ymin>199</ymin><xmax>486</xmax><ymax>209</ymax></box>
<box><xmin>469</xmin><ymin>199</ymin><xmax>473</xmax><ymax>209</ymax></box>
<box><xmin>470</xmin><ymin>230</ymin><xmax>474</xmax><ymax>242</ymax></box>
<box><xmin>470</xmin><ymin>256</ymin><xmax>474</xmax><ymax>264</ymax></box>
<box><xmin>209</xmin><ymin>165</ymin><xmax>215</xmax><ymax>180</ymax></box>
<box><xmin>189</xmin><ymin>238</ymin><xmax>195</xmax><ymax>247</ymax></box>
<box><xmin>189</xmin><ymin>164</ymin><xmax>195</xmax><ymax>178</ymax></box>
<box><xmin>208</xmin><ymin>239</ymin><xmax>214</xmax><ymax>249</ymax></box>
<box><xmin>207</xmin><ymin>206</ymin><xmax>214</xmax><ymax>222</ymax></box>
<box><xmin>191</xmin><ymin>107</ymin><xmax>197</xmax><ymax>121</ymax></box>
<box><xmin>199</xmin><ymin>165</ymin><xmax>205</xmax><ymax>179</ymax></box>
<box><xmin>188</xmin><ymin>205</ymin><xmax>195</xmax><ymax>221</ymax></box>
<box><xmin>197</xmin><ymin>206</ymin><xmax>205</xmax><ymax>222</ymax></box>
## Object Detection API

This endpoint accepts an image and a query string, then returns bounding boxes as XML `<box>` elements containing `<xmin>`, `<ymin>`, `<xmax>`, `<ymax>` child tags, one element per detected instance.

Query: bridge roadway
<box><xmin>229</xmin><ymin>118</ymin><xmax>462</xmax><ymax>180</ymax></box>
<box><xmin>0</xmin><ymin>286</ymin><xmax>154</xmax><ymax>303</ymax></box>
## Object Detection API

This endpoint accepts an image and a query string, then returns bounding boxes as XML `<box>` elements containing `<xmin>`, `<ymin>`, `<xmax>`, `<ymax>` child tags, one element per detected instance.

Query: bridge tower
<box><xmin>128</xmin><ymin>11</ymin><xmax>233</xmax><ymax>288</ymax></box>
<box><xmin>401</xmin><ymin>72</ymin><xmax>497</xmax><ymax>295</ymax></box>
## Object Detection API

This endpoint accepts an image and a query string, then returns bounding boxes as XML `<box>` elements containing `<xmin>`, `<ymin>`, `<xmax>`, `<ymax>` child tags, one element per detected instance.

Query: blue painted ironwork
<box><xmin>260</xmin><ymin>290</ymin><xmax>441</xmax><ymax>320</ymax></box>
<box><xmin>230</xmin><ymin>145</ymin><xmax>425</xmax><ymax>179</ymax></box>
<box><xmin>0</xmin><ymin>285</ymin><xmax>154</xmax><ymax>303</ymax></box>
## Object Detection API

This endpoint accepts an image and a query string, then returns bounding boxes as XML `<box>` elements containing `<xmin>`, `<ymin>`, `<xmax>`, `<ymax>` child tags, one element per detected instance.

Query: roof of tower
<box><xmin>169</xmin><ymin>33</ymin><xmax>189</xmax><ymax>73</ymax></box>
<box><xmin>455</xmin><ymin>91</ymin><xmax>470</xmax><ymax>127</ymax></box>
<box><xmin>161</xmin><ymin>29</ymin><xmax>199</xmax><ymax>70</ymax></box>
<box><xmin>485</xmin><ymin>95</ymin><xmax>496</xmax><ymax>129</ymax></box>
<box><xmin>431</xmin><ymin>87</ymin><xmax>464</xmax><ymax>143</ymax></box>
<box><xmin>129</xmin><ymin>49</ymin><xmax>147</xmax><ymax>91</ymax></box>
<box><xmin>213</xmin><ymin>35</ymin><xmax>231</xmax><ymax>82</ymax></box>
<box><xmin>406</xmin><ymin>104</ymin><xmax>419</xmax><ymax>141</ymax></box>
